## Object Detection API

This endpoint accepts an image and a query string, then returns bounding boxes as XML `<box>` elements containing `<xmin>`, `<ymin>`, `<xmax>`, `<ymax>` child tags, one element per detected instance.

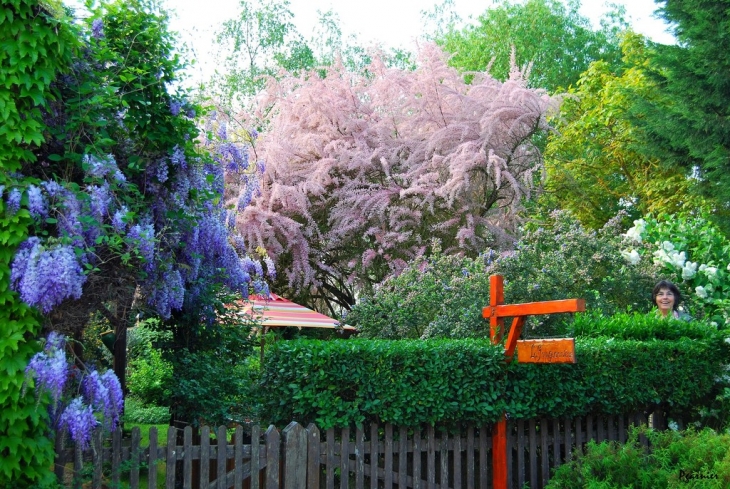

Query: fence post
<box><xmin>306</xmin><ymin>424</ymin><xmax>321</xmax><ymax>489</ymax></box>
<box><xmin>283</xmin><ymin>422</ymin><xmax>307</xmax><ymax>489</ymax></box>
<box><xmin>266</xmin><ymin>425</ymin><xmax>281</xmax><ymax>489</ymax></box>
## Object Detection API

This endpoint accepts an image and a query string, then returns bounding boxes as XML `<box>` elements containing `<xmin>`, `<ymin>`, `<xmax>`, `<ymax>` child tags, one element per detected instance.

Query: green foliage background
<box><xmin>348</xmin><ymin>211</ymin><xmax>659</xmax><ymax>339</ymax></box>
<box><xmin>0</xmin><ymin>0</ymin><xmax>75</xmax><ymax>485</ymax></box>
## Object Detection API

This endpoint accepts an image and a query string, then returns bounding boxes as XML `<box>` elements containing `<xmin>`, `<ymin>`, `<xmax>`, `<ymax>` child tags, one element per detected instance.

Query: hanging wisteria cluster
<box><xmin>24</xmin><ymin>333</ymin><xmax>123</xmax><ymax>450</ymax></box>
<box><xmin>6</xmin><ymin>120</ymin><xmax>273</xmax><ymax>320</ymax></box>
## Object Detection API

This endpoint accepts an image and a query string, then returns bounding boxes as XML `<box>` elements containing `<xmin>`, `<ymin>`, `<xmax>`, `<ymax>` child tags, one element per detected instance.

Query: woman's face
<box><xmin>655</xmin><ymin>288</ymin><xmax>675</xmax><ymax>316</ymax></box>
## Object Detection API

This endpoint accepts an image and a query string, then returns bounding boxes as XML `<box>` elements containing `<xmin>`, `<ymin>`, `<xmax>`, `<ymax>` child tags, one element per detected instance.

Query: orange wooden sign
<box><xmin>516</xmin><ymin>338</ymin><xmax>576</xmax><ymax>364</ymax></box>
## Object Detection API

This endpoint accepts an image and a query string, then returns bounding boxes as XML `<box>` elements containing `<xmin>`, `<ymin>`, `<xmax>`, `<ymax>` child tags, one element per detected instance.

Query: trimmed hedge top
<box><xmin>258</xmin><ymin>319</ymin><xmax>729</xmax><ymax>429</ymax></box>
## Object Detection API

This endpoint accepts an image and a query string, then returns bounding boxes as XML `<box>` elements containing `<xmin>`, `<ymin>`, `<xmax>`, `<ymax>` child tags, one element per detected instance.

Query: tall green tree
<box><xmin>431</xmin><ymin>0</ymin><xmax>627</xmax><ymax>92</ymax></box>
<box><xmin>212</xmin><ymin>0</ymin><xmax>312</xmax><ymax>108</ymax></box>
<box><xmin>544</xmin><ymin>33</ymin><xmax>705</xmax><ymax>228</ymax></box>
<box><xmin>632</xmin><ymin>0</ymin><xmax>730</xmax><ymax>229</ymax></box>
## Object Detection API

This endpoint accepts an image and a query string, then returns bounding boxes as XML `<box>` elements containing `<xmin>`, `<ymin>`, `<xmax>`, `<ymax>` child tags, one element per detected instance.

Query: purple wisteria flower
<box><xmin>10</xmin><ymin>238</ymin><xmax>86</xmax><ymax>313</ymax></box>
<box><xmin>170</xmin><ymin>145</ymin><xmax>187</xmax><ymax>169</ymax></box>
<box><xmin>127</xmin><ymin>223</ymin><xmax>155</xmax><ymax>268</ymax></box>
<box><xmin>59</xmin><ymin>397</ymin><xmax>98</xmax><ymax>450</ymax></box>
<box><xmin>217</xmin><ymin>123</ymin><xmax>227</xmax><ymax>141</ymax></box>
<box><xmin>169</xmin><ymin>100</ymin><xmax>182</xmax><ymax>116</ymax></box>
<box><xmin>88</xmin><ymin>182</ymin><xmax>111</xmax><ymax>221</ymax></box>
<box><xmin>264</xmin><ymin>256</ymin><xmax>276</xmax><ymax>279</ymax></box>
<box><xmin>186</xmin><ymin>107</ymin><xmax>196</xmax><ymax>118</ymax></box>
<box><xmin>42</xmin><ymin>180</ymin><xmax>63</xmax><ymax>198</ymax></box>
<box><xmin>111</xmin><ymin>205</ymin><xmax>128</xmax><ymax>232</ymax></box>
<box><xmin>91</xmin><ymin>18</ymin><xmax>104</xmax><ymax>39</ymax></box>
<box><xmin>27</xmin><ymin>184</ymin><xmax>47</xmax><ymax>219</ymax></box>
<box><xmin>6</xmin><ymin>187</ymin><xmax>21</xmax><ymax>214</ymax></box>
<box><xmin>101</xmin><ymin>370</ymin><xmax>123</xmax><ymax>431</ymax></box>
<box><xmin>232</xmin><ymin>235</ymin><xmax>246</xmax><ymax>254</ymax></box>
<box><xmin>25</xmin><ymin>338</ymin><xmax>68</xmax><ymax>406</ymax></box>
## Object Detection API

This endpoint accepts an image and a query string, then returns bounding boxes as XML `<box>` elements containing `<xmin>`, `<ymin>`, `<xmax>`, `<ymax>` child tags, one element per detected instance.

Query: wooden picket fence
<box><xmin>55</xmin><ymin>411</ymin><xmax>658</xmax><ymax>489</ymax></box>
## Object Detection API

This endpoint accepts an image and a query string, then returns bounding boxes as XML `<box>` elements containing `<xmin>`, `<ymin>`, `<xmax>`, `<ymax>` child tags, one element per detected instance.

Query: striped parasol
<box><xmin>237</xmin><ymin>293</ymin><xmax>355</xmax><ymax>330</ymax></box>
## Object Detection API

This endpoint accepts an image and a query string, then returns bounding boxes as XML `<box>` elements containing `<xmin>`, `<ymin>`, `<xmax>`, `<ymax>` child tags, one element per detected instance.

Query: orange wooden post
<box><xmin>484</xmin><ymin>275</ymin><xmax>585</xmax><ymax>489</ymax></box>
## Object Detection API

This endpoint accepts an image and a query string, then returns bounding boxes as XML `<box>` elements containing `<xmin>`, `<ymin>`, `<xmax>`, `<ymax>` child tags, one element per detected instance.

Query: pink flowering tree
<box><xmin>232</xmin><ymin>44</ymin><xmax>558</xmax><ymax>310</ymax></box>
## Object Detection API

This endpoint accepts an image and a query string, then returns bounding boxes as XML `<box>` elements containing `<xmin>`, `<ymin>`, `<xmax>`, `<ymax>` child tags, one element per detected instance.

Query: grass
<box><xmin>120</xmin><ymin>423</ymin><xmax>169</xmax><ymax>489</ymax></box>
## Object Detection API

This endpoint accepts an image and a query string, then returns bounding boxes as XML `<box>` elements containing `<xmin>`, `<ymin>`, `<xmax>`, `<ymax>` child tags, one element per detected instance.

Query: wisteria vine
<box><xmin>24</xmin><ymin>332</ymin><xmax>123</xmax><ymax>450</ymax></box>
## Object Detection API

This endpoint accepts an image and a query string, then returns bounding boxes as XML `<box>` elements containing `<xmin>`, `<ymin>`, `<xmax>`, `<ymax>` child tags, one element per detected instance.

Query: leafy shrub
<box><xmin>124</xmin><ymin>398</ymin><xmax>169</xmax><ymax>425</ymax></box>
<box><xmin>348</xmin><ymin>211</ymin><xmax>659</xmax><ymax>339</ymax></box>
<box><xmin>259</xmin><ymin>333</ymin><xmax>727</xmax><ymax>429</ymax></box>
<box><xmin>572</xmin><ymin>310</ymin><xmax>726</xmax><ymax>341</ymax></box>
<box><xmin>546</xmin><ymin>427</ymin><xmax>730</xmax><ymax>488</ymax></box>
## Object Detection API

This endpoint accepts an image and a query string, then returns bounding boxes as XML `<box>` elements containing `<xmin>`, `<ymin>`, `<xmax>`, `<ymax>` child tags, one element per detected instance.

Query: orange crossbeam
<box><xmin>483</xmin><ymin>298</ymin><xmax>585</xmax><ymax>319</ymax></box>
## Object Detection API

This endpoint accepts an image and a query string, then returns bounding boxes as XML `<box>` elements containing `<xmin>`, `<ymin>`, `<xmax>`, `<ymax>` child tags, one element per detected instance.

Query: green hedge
<box><xmin>259</xmin><ymin>332</ymin><xmax>729</xmax><ymax>429</ymax></box>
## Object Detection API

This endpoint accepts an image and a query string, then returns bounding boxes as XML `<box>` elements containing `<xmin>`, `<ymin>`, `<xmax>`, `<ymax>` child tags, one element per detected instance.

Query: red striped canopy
<box><xmin>237</xmin><ymin>293</ymin><xmax>355</xmax><ymax>330</ymax></box>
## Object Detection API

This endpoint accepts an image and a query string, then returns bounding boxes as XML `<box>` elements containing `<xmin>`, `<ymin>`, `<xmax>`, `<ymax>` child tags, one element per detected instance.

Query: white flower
<box><xmin>661</xmin><ymin>241</ymin><xmax>675</xmax><ymax>252</ymax></box>
<box><xmin>704</xmin><ymin>266</ymin><xmax>718</xmax><ymax>279</ymax></box>
<box><xmin>727</xmin><ymin>263</ymin><xmax>730</xmax><ymax>272</ymax></box>
<box><xmin>724</xmin><ymin>337</ymin><xmax>730</xmax><ymax>345</ymax></box>
<box><xmin>653</xmin><ymin>249</ymin><xmax>671</xmax><ymax>266</ymax></box>
<box><xmin>695</xmin><ymin>285</ymin><xmax>708</xmax><ymax>299</ymax></box>
<box><xmin>623</xmin><ymin>219</ymin><xmax>646</xmax><ymax>243</ymax></box>
<box><xmin>670</xmin><ymin>251</ymin><xmax>686</xmax><ymax>268</ymax></box>
<box><xmin>681</xmin><ymin>261</ymin><xmax>698</xmax><ymax>280</ymax></box>
<box><xmin>621</xmin><ymin>249</ymin><xmax>641</xmax><ymax>265</ymax></box>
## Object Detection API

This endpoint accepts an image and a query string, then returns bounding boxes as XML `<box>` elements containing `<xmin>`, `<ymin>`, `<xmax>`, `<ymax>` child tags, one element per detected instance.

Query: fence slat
<box><xmin>540</xmin><ymin>418</ymin><xmax>549</xmax><ymax>487</ymax></box>
<box><xmin>618</xmin><ymin>415</ymin><xmax>626</xmax><ymax>444</ymax></box>
<box><xmin>517</xmin><ymin>420</ymin><xmax>525</xmax><ymax>489</ymax></box>
<box><xmin>112</xmin><ymin>426</ymin><xmax>122</xmax><ymax>487</ymax></box>
<box><xmin>326</xmin><ymin>428</ymin><xmax>335</xmax><ymax>489</ymax></box>
<box><xmin>384</xmin><ymin>424</ymin><xmax>393</xmax><ymax>489</ymax></box>
<box><xmin>183</xmin><ymin>426</ymin><xmax>193</xmax><ymax>489</ymax></box>
<box><xmin>91</xmin><ymin>428</ymin><xmax>103</xmax><ymax>489</ymax></box>
<box><xmin>252</xmin><ymin>424</ymin><xmax>261</xmax><ymax>489</ymax></box>
<box><xmin>427</xmin><ymin>425</ymin><xmax>435</xmax><ymax>489</ymax></box>
<box><xmin>413</xmin><ymin>427</ymin><xmax>421</xmax><ymax>489</ymax></box>
<box><xmin>529</xmin><ymin>419</ymin><xmax>537</xmax><ymax>488</ymax></box>
<box><xmin>72</xmin><ymin>438</ymin><xmax>82</xmax><ymax>489</ymax></box>
<box><xmin>399</xmin><ymin>426</ymin><xmax>407</xmax><ymax>489</ymax></box>
<box><xmin>283</xmin><ymin>422</ymin><xmax>307</xmax><ymax>489</ymax></box>
<box><xmin>370</xmin><ymin>423</ymin><xmax>378</xmax><ymax>489</ymax></box>
<box><xmin>563</xmin><ymin>417</ymin><xmax>572</xmax><ymax>463</ymax></box>
<box><xmin>308</xmin><ymin>424</ymin><xmax>321</xmax><ymax>489</ymax></box>
<box><xmin>597</xmin><ymin>415</ymin><xmax>605</xmax><ymax>443</ymax></box>
<box><xmin>217</xmin><ymin>426</ymin><xmax>228</xmax><ymax>489</ymax></box>
<box><xmin>466</xmin><ymin>426</ymin><xmax>474</xmax><ymax>489</ymax></box>
<box><xmin>148</xmin><ymin>427</ymin><xmax>158</xmax><ymax>488</ymax></box>
<box><xmin>234</xmin><ymin>426</ymin><xmax>244</xmax><ymax>489</ymax></box>
<box><xmin>551</xmin><ymin>419</ymin><xmax>560</xmax><ymax>469</ymax></box>
<box><xmin>575</xmin><ymin>416</ymin><xmax>582</xmax><ymax>458</ymax></box>
<box><xmin>340</xmin><ymin>427</ymin><xmax>350</xmax><ymax>489</ymax></box>
<box><xmin>201</xmin><ymin>426</ymin><xmax>210</xmax><ymax>489</ymax></box>
<box><xmin>266</xmin><ymin>425</ymin><xmax>281</xmax><ymax>489</ymax></box>
<box><xmin>478</xmin><ymin>425</ymin><xmax>487</xmax><ymax>489</ymax></box>
<box><xmin>130</xmin><ymin>426</ymin><xmax>141</xmax><ymax>489</ymax></box>
<box><xmin>356</xmin><ymin>426</ymin><xmax>365</xmax><ymax>489</ymax></box>
<box><xmin>453</xmin><ymin>429</ymin><xmax>462</xmax><ymax>489</ymax></box>
<box><xmin>439</xmin><ymin>430</ymin><xmax>448</xmax><ymax>489</ymax></box>
<box><xmin>607</xmin><ymin>416</ymin><xmax>616</xmax><ymax>441</ymax></box>
<box><xmin>166</xmin><ymin>426</ymin><xmax>177</xmax><ymax>489</ymax></box>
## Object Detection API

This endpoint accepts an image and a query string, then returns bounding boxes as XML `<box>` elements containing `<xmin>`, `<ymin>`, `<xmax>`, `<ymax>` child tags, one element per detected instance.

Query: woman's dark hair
<box><xmin>653</xmin><ymin>280</ymin><xmax>681</xmax><ymax>310</ymax></box>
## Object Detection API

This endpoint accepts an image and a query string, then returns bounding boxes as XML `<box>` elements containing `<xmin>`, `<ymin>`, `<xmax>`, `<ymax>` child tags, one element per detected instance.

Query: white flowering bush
<box><xmin>621</xmin><ymin>214</ymin><xmax>730</xmax><ymax>325</ymax></box>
